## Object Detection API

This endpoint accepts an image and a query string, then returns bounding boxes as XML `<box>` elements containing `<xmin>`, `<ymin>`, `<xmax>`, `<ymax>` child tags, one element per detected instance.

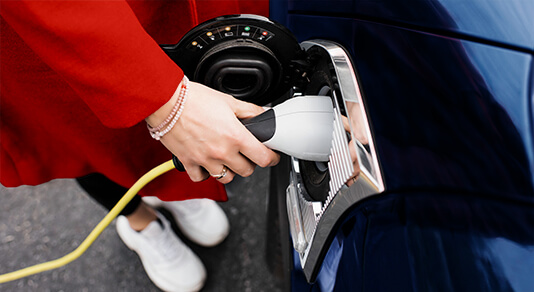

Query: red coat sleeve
<box><xmin>0</xmin><ymin>0</ymin><xmax>183</xmax><ymax>128</ymax></box>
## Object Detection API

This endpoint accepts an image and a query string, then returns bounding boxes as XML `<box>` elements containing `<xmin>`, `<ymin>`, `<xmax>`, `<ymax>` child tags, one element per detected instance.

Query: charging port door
<box><xmin>282</xmin><ymin>40</ymin><xmax>385</xmax><ymax>283</ymax></box>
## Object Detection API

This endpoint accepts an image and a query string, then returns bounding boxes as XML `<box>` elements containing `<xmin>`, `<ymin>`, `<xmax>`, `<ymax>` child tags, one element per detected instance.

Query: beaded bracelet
<box><xmin>147</xmin><ymin>76</ymin><xmax>189</xmax><ymax>140</ymax></box>
<box><xmin>149</xmin><ymin>77</ymin><xmax>187</xmax><ymax>132</ymax></box>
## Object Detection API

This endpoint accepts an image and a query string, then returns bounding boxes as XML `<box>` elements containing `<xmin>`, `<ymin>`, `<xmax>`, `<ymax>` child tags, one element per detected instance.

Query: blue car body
<box><xmin>268</xmin><ymin>1</ymin><xmax>534</xmax><ymax>291</ymax></box>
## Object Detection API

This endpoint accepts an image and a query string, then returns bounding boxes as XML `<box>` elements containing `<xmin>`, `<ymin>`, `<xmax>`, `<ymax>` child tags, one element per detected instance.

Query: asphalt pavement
<box><xmin>0</xmin><ymin>167</ymin><xmax>283</xmax><ymax>291</ymax></box>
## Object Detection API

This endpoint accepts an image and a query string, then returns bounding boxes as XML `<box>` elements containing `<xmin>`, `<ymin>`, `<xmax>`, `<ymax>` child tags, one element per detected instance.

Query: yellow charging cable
<box><xmin>0</xmin><ymin>159</ymin><xmax>176</xmax><ymax>284</ymax></box>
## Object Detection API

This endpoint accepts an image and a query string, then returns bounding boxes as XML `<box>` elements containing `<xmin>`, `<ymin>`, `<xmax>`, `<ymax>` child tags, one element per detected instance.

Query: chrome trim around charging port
<box><xmin>287</xmin><ymin>40</ymin><xmax>385</xmax><ymax>282</ymax></box>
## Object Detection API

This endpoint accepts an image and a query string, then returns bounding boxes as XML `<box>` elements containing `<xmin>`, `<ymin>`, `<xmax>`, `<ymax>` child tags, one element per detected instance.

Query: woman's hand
<box><xmin>146</xmin><ymin>81</ymin><xmax>280</xmax><ymax>183</ymax></box>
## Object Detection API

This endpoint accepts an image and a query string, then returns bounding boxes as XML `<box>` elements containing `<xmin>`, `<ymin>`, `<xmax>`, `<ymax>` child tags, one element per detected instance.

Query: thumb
<box><xmin>230</xmin><ymin>98</ymin><xmax>266</xmax><ymax>119</ymax></box>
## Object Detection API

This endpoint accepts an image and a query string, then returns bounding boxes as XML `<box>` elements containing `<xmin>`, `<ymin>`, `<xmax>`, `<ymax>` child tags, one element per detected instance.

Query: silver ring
<box><xmin>211</xmin><ymin>166</ymin><xmax>227</xmax><ymax>180</ymax></box>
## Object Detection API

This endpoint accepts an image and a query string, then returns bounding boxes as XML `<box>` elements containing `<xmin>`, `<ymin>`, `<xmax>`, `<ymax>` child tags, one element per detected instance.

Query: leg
<box><xmin>76</xmin><ymin>173</ymin><xmax>206</xmax><ymax>291</ymax></box>
<box><xmin>76</xmin><ymin>173</ymin><xmax>156</xmax><ymax>231</ymax></box>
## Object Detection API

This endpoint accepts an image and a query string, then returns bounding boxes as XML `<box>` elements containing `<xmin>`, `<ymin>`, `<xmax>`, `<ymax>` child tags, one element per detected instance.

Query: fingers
<box><xmin>239</xmin><ymin>132</ymin><xmax>280</xmax><ymax>168</ymax></box>
<box><xmin>181</xmin><ymin>163</ymin><xmax>210</xmax><ymax>182</ymax></box>
<box><xmin>160</xmin><ymin>84</ymin><xmax>280</xmax><ymax>183</ymax></box>
<box><xmin>194</xmin><ymin>137</ymin><xmax>278</xmax><ymax>184</ymax></box>
<box><xmin>230</xmin><ymin>97</ymin><xmax>266</xmax><ymax>119</ymax></box>
<box><xmin>177</xmin><ymin>136</ymin><xmax>264</xmax><ymax>184</ymax></box>
<box><xmin>181</xmin><ymin>162</ymin><xmax>238</xmax><ymax>184</ymax></box>
<box><xmin>226</xmin><ymin>97</ymin><xmax>280</xmax><ymax>168</ymax></box>
<box><xmin>342</xmin><ymin>114</ymin><xmax>360</xmax><ymax>186</ymax></box>
<box><xmin>206</xmin><ymin>165</ymin><xmax>236</xmax><ymax>184</ymax></box>
<box><xmin>341</xmin><ymin>115</ymin><xmax>351</xmax><ymax>132</ymax></box>
<box><xmin>203</xmin><ymin>154</ymin><xmax>254</xmax><ymax>184</ymax></box>
<box><xmin>172</xmin><ymin>127</ymin><xmax>277</xmax><ymax>184</ymax></box>
<box><xmin>345</xmin><ymin>139</ymin><xmax>361</xmax><ymax>187</ymax></box>
<box><xmin>222</xmin><ymin>154</ymin><xmax>256</xmax><ymax>177</ymax></box>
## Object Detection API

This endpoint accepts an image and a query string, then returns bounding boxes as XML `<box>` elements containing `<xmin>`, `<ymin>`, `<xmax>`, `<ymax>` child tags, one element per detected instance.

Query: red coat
<box><xmin>0</xmin><ymin>1</ymin><xmax>269</xmax><ymax>201</ymax></box>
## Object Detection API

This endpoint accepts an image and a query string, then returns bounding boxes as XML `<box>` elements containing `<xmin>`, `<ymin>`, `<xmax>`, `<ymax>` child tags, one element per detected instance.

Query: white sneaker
<box><xmin>143</xmin><ymin>197</ymin><xmax>230</xmax><ymax>247</ymax></box>
<box><xmin>116</xmin><ymin>213</ymin><xmax>206</xmax><ymax>292</ymax></box>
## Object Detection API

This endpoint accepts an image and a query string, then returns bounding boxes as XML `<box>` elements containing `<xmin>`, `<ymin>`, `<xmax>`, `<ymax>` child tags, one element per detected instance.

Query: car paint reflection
<box><xmin>273</xmin><ymin>0</ymin><xmax>534</xmax><ymax>290</ymax></box>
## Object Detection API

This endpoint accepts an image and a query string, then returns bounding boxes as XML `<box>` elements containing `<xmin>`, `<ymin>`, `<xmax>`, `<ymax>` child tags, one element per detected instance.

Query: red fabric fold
<box><xmin>0</xmin><ymin>0</ymin><xmax>268</xmax><ymax>202</ymax></box>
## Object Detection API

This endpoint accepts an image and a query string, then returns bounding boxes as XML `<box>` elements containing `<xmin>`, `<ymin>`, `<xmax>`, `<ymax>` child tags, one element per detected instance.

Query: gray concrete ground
<box><xmin>0</xmin><ymin>167</ymin><xmax>283</xmax><ymax>291</ymax></box>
